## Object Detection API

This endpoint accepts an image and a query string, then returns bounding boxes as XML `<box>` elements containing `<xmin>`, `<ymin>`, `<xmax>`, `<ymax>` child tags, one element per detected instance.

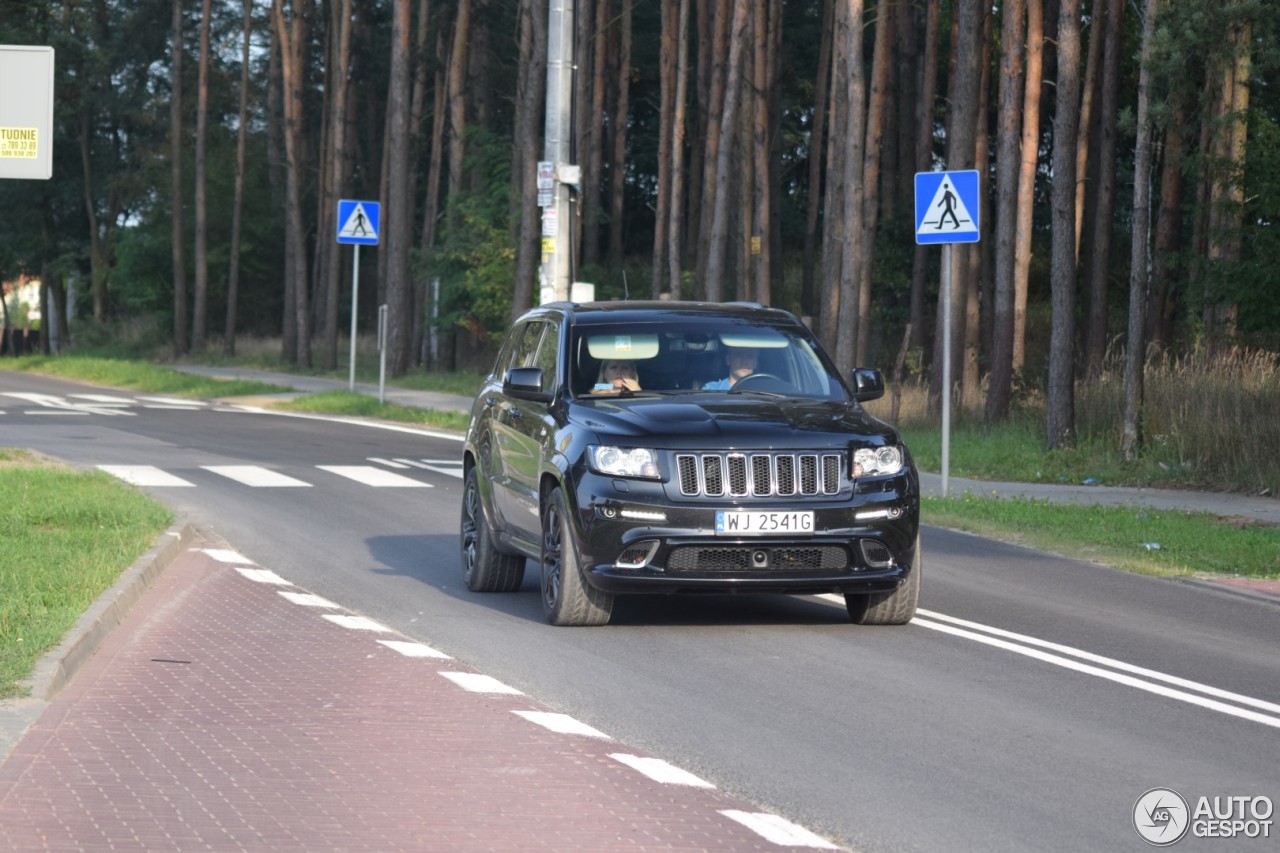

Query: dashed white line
<box><xmin>609</xmin><ymin>754</ymin><xmax>714</xmax><ymax>787</ymax></box>
<box><xmin>512</xmin><ymin>710</ymin><xmax>611</xmax><ymax>738</ymax></box>
<box><xmin>316</xmin><ymin>465</ymin><xmax>432</xmax><ymax>487</ymax></box>
<box><xmin>439</xmin><ymin>672</ymin><xmax>523</xmax><ymax>694</ymax></box>
<box><xmin>98</xmin><ymin>465</ymin><xmax>194</xmax><ymax>487</ymax></box>
<box><xmin>278</xmin><ymin>591</ymin><xmax>339</xmax><ymax>608</ymax></box>
<box><xmin>322</xmin><ymin>614</ymin><xmax>392</xmax><ymax>632</ymax></box>
<box><xmin>377</xmin><ymin>640</ymin><xmax>452</xmax><ymax>659</ymax></box>
<box><xmin>235</xmin><ymin>568</ymin><xmax>292</xmax><ymax>585</ymax></box>
<box><xmin>719</xmin><ymin>811</ymin><xmax>839</xmax><ymax>849</ymax></box>
<box><xmin>205</xmin><ymin>548</ymin><xmax>253</xmax><ymax>564</ymax></box>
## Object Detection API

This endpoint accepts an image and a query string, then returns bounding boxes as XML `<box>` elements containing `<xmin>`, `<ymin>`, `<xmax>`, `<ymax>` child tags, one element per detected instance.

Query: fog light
<box><xmin>616</xmin><ymin>540</ymin><xmax>659</xmax><ymax>569</ymax></box>
<box><xmin>859</xmin><ymin>539</ymin><xmax>894</xmax><ymax>569</ymax></box>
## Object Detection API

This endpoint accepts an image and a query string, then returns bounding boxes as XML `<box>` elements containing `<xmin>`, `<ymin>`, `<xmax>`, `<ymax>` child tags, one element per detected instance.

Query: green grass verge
<box><xmin>10</xmin><ymin>355</ymin><xmax>287</xmax><ymax>399</ymax></box>
<box><xmin>923</xmin><ymin>495</ymin><xmax>1279</xmax><ymax>578</ymax></box>
<box><xmin>0</xmin><ymin>451</ymin><xmax>173</xmax><ymax>699</ymax></box>
<box><xmin>276</xmin><ymin>390</ymin><xmax>470</xmax><ymax>431</ymax></box>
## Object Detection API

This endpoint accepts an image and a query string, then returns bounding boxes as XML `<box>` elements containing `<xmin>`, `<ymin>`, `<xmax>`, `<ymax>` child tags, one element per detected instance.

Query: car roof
<box><xmin>522</xmin><ymin>300</ymin><xmax>803</xmax><ymax>327</ymax></box>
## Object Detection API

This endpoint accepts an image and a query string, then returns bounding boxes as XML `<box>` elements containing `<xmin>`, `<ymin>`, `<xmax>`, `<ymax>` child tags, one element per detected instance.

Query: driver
<box><xmin>701</xmin><ymin>347</ymin><xmax>758</xmax><ymax>390</ymax></box>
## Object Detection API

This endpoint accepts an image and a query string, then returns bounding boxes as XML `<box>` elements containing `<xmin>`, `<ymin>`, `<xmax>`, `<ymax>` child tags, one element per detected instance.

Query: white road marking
<box><xmin>377</xmin><ymin>640</ymin><xmax>452</xmax><ymax>659</ymax></box>
<box><xmin>316</xmin><ymin>465</ymin><xmax>432</xmax><ymax>487</ymax></box>
<box><xmin>609</xmin><ymin>754</ymin><xmax>714</xmax><ymax>787</ymax></box>
<box><xmin>368</xmin><ymin>457</ymin><xmax>412</xmax><ymax>469</ymax></box>
<box><xmin>98</xmin><ymin>465</ymin><xmax>194</xmax><ymax>487</ymax></box>
<box><xmin>511</xmin><ymin>710</ymin><xmax>610</xmax><ymax>738</ymax></box>
<box><xmin>719</xmin><ymin>811</ymin><xmax>839</xmax><ymax>849</ymax></box>
<box><xmin>322</xmin><ymin>614</ymin><xmax>392</xmax><ymax>632</ymax></box>
<box><xmin>136</xmin><ymin>396</ymin><xmax>207</xmax><ymax>407</ymax></box>
<box><xmin>439</xmin><ymin>672</ymin><xmax>523</xmax><ymax>694</ymax></box>
<box><xmin>202</xmin><ymin>465</ymin><xmax>312</xmax><ymax>487</ymax></box>
<box><xmin>205</xmin><ymin>548</ymin><xmax>253</xmax><ymax>564</ymax></box>
<box><xmin>69</xmin><ymin>394</ymin><xmax>132</xmax><ymax>405</ymax></box>
<box><xmin>278</xmin><ymin>591</ymin><xmax>339</xmax><ymax>608</ymax></box>
<box><xmin>818</xmin><ymin>593</ymin><xmax>1280</xmax><ymax>729</ymax></box>
<box><xmin>235</xmin><ymin>568</ymin><xmax>292</xmax><ymax>585</ymax></box>
<box><xmin>5</xmin><ymin>392</ymin><xmax>134</xmax><ymax>416</ymax></box>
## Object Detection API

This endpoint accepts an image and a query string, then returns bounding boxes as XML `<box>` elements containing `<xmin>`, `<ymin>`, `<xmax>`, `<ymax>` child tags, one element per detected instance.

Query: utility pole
<box><xmin>539</xmin><ymin>0</ymin><xmax>578</xmax><ymax>303</ymax></box>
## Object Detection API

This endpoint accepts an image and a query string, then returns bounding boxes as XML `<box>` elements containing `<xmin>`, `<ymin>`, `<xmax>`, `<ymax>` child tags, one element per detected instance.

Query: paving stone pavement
<box><xmin>0</xmin><ymin>542</ymin><xmax>840</xmax><ymax>852</ymax></box>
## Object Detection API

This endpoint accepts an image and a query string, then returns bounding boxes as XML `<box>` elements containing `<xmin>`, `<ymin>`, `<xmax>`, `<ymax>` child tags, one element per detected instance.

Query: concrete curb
<box><xmin>24</xmin><ymin>521</ymin><xmax>198</xmax><ymax>701</ymax></box>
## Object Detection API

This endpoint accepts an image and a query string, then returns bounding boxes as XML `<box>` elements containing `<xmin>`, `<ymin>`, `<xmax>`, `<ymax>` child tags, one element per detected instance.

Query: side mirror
<box><xmin>850</xmin><ymin>368</ymin><xmax>885</xmax><ymax>403</ymax></box>
<box><xmin>504</xmin><ymin>366</ymin><xmax>545</xmax><ymax>397</ymax></box>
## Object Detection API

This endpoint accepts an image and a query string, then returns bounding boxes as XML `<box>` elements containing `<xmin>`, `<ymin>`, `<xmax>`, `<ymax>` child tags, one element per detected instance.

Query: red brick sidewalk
<box><xmin>0</xmin><ymin>546</ymin><xmax>841</xmax><ymax>851</ymax></box>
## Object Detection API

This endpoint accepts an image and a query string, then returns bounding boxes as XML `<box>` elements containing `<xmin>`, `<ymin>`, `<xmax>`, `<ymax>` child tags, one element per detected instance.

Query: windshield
<box><xmin>569</xmin><ymin>317</ymin><xmax>848</xmax><ymax>401</ymax></box>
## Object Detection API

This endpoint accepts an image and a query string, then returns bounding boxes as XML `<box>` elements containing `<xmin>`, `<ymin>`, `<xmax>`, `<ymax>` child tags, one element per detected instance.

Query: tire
<box><xmin>540</xmin><ymin>486</ymin><xmax>614</xmax><ymax>626</ymax></box>
<box><xmin>460</xmin><ymin>466</ymin><xmax>525</xmax><ymax>592</ymax></box>
<box><xmin>845</xmin><ymin>535</ymin><xmax>921</xmax><ymax>625</ymax></box>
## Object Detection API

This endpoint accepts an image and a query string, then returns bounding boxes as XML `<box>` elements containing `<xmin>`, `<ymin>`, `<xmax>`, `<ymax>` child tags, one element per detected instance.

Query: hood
<box><xmin>567</xmin><ymin>395</ymin><xmax>898</xmax><ymax>448</ymax></box>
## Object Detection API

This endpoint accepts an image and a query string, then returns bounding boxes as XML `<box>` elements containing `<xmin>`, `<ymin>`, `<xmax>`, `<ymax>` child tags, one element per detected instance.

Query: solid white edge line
<box><xmin>913</xmin><ymin>617</ymin><xmax>1280</xmax><ymax>730</ymax></box>
<box><xmin>511</xmin><ymin>710</ymin><xmax>610</xmax><ymax>738</ymax></box>
<box><xmin>608</xmin><ymin>754</ymin><xmax>715</xmax><ymax>788</ymax></box>
<box><xmin>718</xmin><ymin>811</ymin><xmax>839</xmax><ymax>849</ymax></box>
<box><xmin>220</xmin><ymin>405</ymin><xmax>465</xmax><ymax>441</ymax></box>
<box><xmin>915</xmin><ymin>607</ymin><xmax>1280</xmax><ymax>716</ymax></box>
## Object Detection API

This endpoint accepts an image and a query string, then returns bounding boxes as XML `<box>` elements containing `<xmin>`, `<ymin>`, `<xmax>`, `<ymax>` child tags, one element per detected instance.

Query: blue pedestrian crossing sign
<box><xmin>336</xmin><ymin>199</ymin><xmax>380</xmax><ymax>245</ymax></box>
<box><xmin>915</xmin><ymin>170</ymin><xmax>980</xmax><ymax>244</ymax></box>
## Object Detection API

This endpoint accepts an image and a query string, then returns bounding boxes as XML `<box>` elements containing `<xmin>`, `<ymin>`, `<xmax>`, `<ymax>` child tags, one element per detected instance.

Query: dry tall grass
<box><xmin>873</xmin><ymin>348</ymin><xmax>1280</xmax><ymax>494</ymax></box>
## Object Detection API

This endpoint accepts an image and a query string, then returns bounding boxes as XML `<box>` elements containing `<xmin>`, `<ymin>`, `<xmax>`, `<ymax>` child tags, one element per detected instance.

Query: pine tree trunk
<box><xmin>1147</xmin><ymin>108</ymin><xmax>1184</xmax><ymax>351</ymax></box>
<box><xmin>1073</xmin><ymin>0</ymin><xmax>1105</xmax><ymax>261</ymax></box>
<box><xmin>907</xmin><ymin>0</ymin><xmax>939</xmax><ymax>352</ymax></box>
<box><xmin>170</xmin><ymin>0</ymin><xmax>188</xmax><ymax>356</ymax></box>
<box><xmin>986</xmin><ymin>0</ymin><xmax>1025</xmax><ymax>423</ymax></box>
<box><xmin>667</xmin><ymin>0</ymin><xmax>690</xmax><ymax>299</ymax></box>
<box><xmin>385</xmin><ymin>0</ymin><xmax>414</xmax><ymax>376</ymax></box>
<box><xmin>652</xmin><ymin>0</ymin><xmax>676</xmax><ymax>297</ymax></box>
<box><xmin>513</xmin><ymin>0</ymin><xmax>546</xmax><ymax>317</ymax></box>
<box><xmin>856</xmin><ymin>0</ymin><xmax>893</xmax><ymax>366</ymax></box>
<box><xmin>1047</xmin><ymin>0</ymin><xmax>1082</xmax><ymax>450</ymax></box>
<box><xmin>749</xmin><ymin>0</ymin><xmax>770</xmax><ymax>305</ymax></box>
<box><xmin>224</xmin><ymin>0</ymin><xmax>252</xmax><ymax>357</ymax></box>
<box><xmin>608</xmin><ymin>0</ymin><xmax>633</xmax><ymax>267</ymax></box>
<box><xmin>1083</xmin><ymin>0</ymin><xmax>1124</xmax><ymax>379</ymax></box>
<box><xmin>192</xmin><ymin>0</ymin><xmax>211</xmax><ymax>351</ymax></box>
<box><xmin>272</xmin><ymin>0</ymin><xmax>311</xmax><ymax>368</ymax></box>
<box><xmin>1012</xmin><ymin>0</ymin><xmax>1043</xmax><ymax>372</ymax></box>
<box><xmin>704</xmin><ymin>0</ymin><xmax>749</xmax><ymax>302</ymax></box>
<box><xmin>801</xmin><ymin>0</ymin><xmax>833</xmax><ymax>319</ymax></box>
<box><xmin>833</xmin><ymin>0</ymin><xmax>868</xmax><ymax>375</ymax></box>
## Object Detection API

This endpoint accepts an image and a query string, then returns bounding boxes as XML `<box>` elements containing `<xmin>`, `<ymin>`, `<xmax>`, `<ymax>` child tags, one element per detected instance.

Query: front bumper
<box><xmin>570</xmin><ymin>469</ymin><xmax>919</xmax><ymax>596</ymax></box>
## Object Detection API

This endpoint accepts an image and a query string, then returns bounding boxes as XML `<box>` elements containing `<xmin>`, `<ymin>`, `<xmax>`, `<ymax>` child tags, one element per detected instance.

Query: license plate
<box><xmin>715</xmin><ymin>510</ymin><xmax>814</xmax><ymax>535</ymax></box>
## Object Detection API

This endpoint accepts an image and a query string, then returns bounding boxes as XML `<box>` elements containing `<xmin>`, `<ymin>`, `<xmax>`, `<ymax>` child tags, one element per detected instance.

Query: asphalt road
<box><xmin>3</xmin><ymin>371</ymin><xmax>1277</xmax><ymax>852</ymax></box>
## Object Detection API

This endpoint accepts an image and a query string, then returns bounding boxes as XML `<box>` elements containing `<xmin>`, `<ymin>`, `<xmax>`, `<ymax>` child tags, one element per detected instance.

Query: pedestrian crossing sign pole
<box><xmin>914</xmin><ymin>170</ymin><xmax>981</xmax><ymax>498</ymax></box>
<box><xmin>336</xmin><ymin>200</ymin><xmax>381</xmax><ymax>391</ymax></box>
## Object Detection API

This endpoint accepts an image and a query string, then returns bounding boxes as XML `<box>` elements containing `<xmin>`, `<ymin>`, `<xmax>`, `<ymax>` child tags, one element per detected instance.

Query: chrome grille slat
<box><xmin>675</xmin><ymin>452</ymin><xmax>844</xmax><ymax>498</ymax></box>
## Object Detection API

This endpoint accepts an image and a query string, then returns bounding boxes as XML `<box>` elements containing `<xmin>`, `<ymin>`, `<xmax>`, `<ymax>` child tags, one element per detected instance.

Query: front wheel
<box><xmin>845</xmin><ymin>535</ymin><xmax>920</xmax><ymax>625</ymax></box>
<box><xmin>541</xmin><ymin>487</ymin><xmax>613</xmax><ymax>626</ymax></box>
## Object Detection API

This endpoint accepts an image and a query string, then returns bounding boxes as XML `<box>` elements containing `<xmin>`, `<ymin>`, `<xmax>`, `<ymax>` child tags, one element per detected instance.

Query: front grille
<box><xmin>666</xmin><ymin>545</ymin><xmax>849</xmax><ymax>575</ymax></box>
<box><xmin>675</xmin><ymin>452</ymin><xmax>843</xmax><ymax>498</ymax></box>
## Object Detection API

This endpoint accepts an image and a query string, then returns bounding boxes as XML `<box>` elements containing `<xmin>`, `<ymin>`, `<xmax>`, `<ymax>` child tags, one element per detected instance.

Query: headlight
<box><xmin>588</xmin><ymin>446</ymin><xmax>662</xmax><ymax>480</ymax></box>
<box><xmin>852</xmin><ymin>445</ymin><xmax>904</xmax><ymax>478</ymax></box>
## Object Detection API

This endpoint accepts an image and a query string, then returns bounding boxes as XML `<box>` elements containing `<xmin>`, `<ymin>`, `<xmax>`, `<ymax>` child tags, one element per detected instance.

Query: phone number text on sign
<box><xmin>0</xmin><ymin>128</ymin><xmax>38</xmax><ymax>159</ymax></box>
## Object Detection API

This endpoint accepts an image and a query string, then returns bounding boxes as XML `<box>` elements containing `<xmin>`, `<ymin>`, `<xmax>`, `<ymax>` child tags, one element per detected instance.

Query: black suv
<box><xmin>460</xmin><ymin>301</ymin><xmax>920</xmax><ymax>626</ymax></box>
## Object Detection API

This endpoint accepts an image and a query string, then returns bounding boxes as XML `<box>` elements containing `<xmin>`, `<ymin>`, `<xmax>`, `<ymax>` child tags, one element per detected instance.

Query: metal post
<box><xmin>348</xmin><ymin>246</ymin><xmax>360</xmax><ymax>392</ymax></box>
<box><xmin>377</xmin><ymin>304</ymin><xmax>388</xmax><ymax>405</ymax></box>
<box><xmin>540</xmin><ymin>0</ymin><xmax>575</xmax><ymax>304</ymax></box>
<box><xmin>941</xmin><ymin>245</ymin><xmax>951</xmax><ymax>498</ymax></box>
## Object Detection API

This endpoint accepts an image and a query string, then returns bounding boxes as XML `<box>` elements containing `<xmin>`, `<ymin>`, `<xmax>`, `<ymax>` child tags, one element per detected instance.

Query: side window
<box><xmin>512</xmin><ymin>321</ymin><xmax>545</xmax><ymax>369</ymax></box>
<box><xmin>532</xmin><ymin>319</ymin><xmax>562</xmax><ymax>393</ymax></box>
<box><xmin>493</xmin><ymin>322</ymin><xmax>527</xmax><ymax>377</ymax></box>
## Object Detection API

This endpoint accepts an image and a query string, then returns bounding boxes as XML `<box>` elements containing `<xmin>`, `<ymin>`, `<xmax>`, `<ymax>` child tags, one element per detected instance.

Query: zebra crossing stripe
<box><xmin>202</xmin><ymin>465</ymin><xmax>312</xmax><ymax>487</ymax></box>
<box><xmin>316</xmin><ymin>466</ymin><xmax>432</xmax><ymax>487</ymax></box>
<box><xmin>97</xmin><ymin>465</ymin><xmax>195</xmax><ymax>487</ymax></box>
